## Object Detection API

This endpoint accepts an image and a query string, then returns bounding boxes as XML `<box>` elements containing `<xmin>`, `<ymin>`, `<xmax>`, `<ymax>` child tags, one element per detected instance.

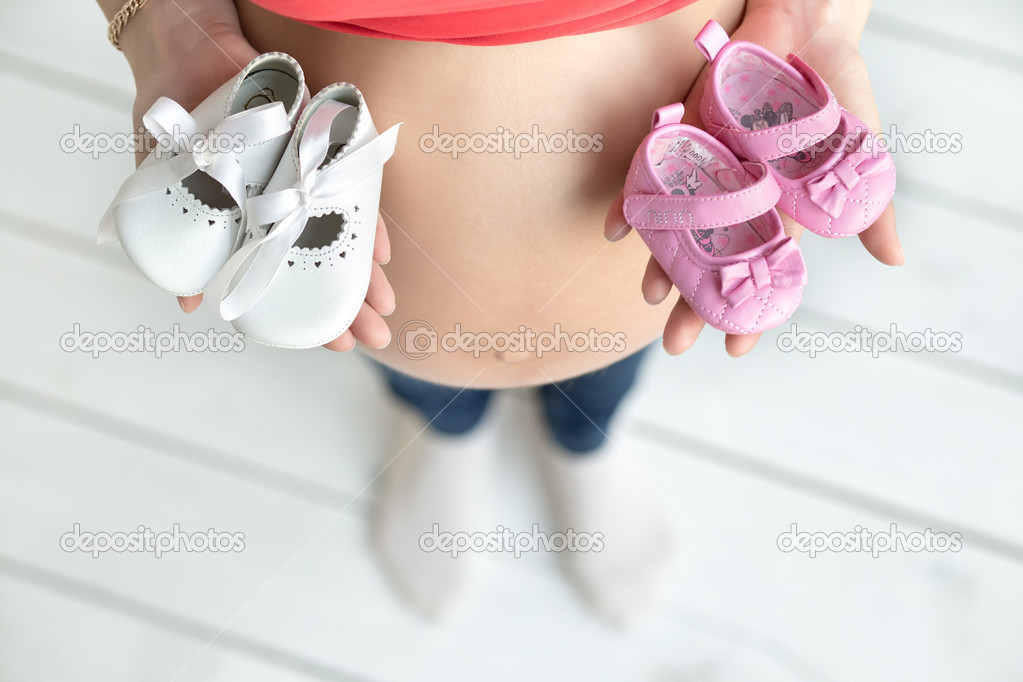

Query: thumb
<box><xmin>604</xmin><ymin>190</ymin><xmax>631</xmax><ymax>241</ymax></box>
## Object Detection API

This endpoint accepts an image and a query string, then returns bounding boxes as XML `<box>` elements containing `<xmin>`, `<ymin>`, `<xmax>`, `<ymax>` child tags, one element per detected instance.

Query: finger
<box><xmin>364</xmin><ymin>262</ymin><xmax>396</xmax><ymax>316</ymax></box>
<box><xmin>818</xmin><ymin>43</ymin><xmax>883</xmax><ymax>134</ymax></box>
<box><xmin>323</xmin><ymin>330</ymin><xmax>356</xmax><ymax>352</ymax></box>
<box><xmin>605</xmin><ymin>61</ymin><xmax>709</xmax><ymax>245</ymax></box>
<box><xmin>605</xmin><ymin>65</ymin><xmax>710</xmax><ymax>246</ymax></box>
<box><xmin>680</xmin><ymin>65</ymin><xmax>711</xmax><ymax>130</ymax></box>
<box><xmin>725</xmin><ymin>331</ymin><xmax>761</xmax><ymax>357</ymax></box>
<box><xmin>373</xmin><ymin>213</ymin><xmax>391</xmax><ymax>264</ymax></box>
<box><xmin>604</xmin><ymin>190</ymin><xmax>631</xmax><ymax>242</ymax></box>
<box><xmin>858</xmin><ymin>203</ymin><xmax>903</xmax><ymax>265</ymax></box>
<box><xmin>662</xmin><ymin>297</ymin><xmax>706</xmax><ymax>355</ymax></box>
<box><xmin>178</xmin><ymin>294</ymin><xmax>202</xmax><ymax>313</ymax></box>
<box><xmin>779</xmin><ymin>212</ymin><xmax>806</xmax><ymax>242</ymax></box>
<box><xmin>641</xmin><ymin>255</ymin><xmax>673</xmax><ymax>305</ymax></box>
<box><xmin>349</xmin><ymin>301</ymin><xmax>392</xmax><ymax>350</ymax></box>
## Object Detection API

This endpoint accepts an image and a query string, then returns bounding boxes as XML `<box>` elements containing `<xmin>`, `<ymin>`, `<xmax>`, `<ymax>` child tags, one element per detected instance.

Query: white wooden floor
<box><xmin>1</xmin><ymin>1</ymin><xmax>1021</xmax><ymax>680</ymax></box>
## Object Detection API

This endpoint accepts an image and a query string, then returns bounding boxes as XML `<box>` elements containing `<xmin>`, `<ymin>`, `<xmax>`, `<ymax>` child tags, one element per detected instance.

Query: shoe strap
<box><xmin>97</xmin><ymin>97</ymin><xmax>292</xmax><ymax>245</ymax></box>
<box><xmin>624</xmin><ymin>161</ymin><xmax>781</xmax><ymax>230</ymax></box>
<box><xmin>214</xmin><ymin>101</ymin><xmax>401</xmax><ymax>321</ymax></box>
<box><xmin>651</xmin><ymin>102</ymin><xmax>687</xmax><ymax>130</ymax></box>
<box><xmin>706</xmin><ymin>55</ymin><xmax>842</xmax><ymax>162</ymax></box>
<box><xmin>695</xmin><ymin>20</ymin><xmax>730</xmax><ymax>62</ymax></box>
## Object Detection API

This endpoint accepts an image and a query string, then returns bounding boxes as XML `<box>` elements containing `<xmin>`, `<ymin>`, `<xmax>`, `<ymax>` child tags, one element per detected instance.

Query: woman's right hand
<box><xmin>112</xmin><ymin>0</ymin><xmax>396</xmax><ymax>350</ymax></box>
<box><xmin>117</xmin><ymin>0</ymin><xmax>259</xmax><ymax>313</ymax></box>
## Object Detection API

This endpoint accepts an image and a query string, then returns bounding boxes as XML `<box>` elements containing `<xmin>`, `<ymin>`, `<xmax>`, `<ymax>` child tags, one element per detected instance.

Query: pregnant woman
<box><xmin>97</xmin><ymin>0</ymin><xmax>901</xmax><ymax>621</ymax></box>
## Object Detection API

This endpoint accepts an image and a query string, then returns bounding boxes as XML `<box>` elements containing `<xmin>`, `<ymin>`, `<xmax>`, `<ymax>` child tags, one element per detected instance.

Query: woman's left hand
<box><xmin>604</xmin><ymin>0</ymin><xmax>902</xmax><ymax>357</ymax></box>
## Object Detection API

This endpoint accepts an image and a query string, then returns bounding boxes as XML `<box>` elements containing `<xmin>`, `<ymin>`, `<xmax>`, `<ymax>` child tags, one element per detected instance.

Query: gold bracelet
<box><xmin>108</xmin><ymin>0</ymin><xmax>150</xmax><ymax>51</ymax></box>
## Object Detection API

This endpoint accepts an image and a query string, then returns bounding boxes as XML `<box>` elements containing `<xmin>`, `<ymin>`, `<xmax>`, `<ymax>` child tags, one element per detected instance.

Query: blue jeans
<box><xmin>376</xmin><ymin>347</ymin><xmax>649</xmax><ymax>454</ymax></box>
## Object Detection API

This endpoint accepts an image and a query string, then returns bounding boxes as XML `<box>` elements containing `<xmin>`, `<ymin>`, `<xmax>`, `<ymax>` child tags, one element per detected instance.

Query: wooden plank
<box><xmin>1</xmin><ymin>216</ymin><xmax>1020</xmax><ymax>551</ymax></box>
<box><xmin>797</xmin><ymin>193</ymin><xmax>1023</xmax><ymax>376</ymax></box>
<box><xmin>860</xmin><ymin>29</ymin><xmax>1021</xmax><ymax>224</ymax></box>
<box><xmin>0</xmin><ymin>400</ymin><xmax>811</xmax><ymax>681</ymax></box>
<box><xmin>0</xmin><ymin>572</ymin><xmax>358</xmax><ymax>682</ymax></box>
<box><xmin>870</xmin><ymin>0</ymin><xmax>1023</xmax><ymax>60</ymax></box>
<box><xmin>0</xmin><ymin>224</ymin><xmax>390</xmax><ymax>499</ymax></box>
<box><xmin>627</xmin><ymin>339</ymin><xmax>1023</xmax><ymax>548</ymax></box>
<box><xmin>4</xmin><ymin>399</ymin><xmax>1023</xmax><ymax>681</ymax></box>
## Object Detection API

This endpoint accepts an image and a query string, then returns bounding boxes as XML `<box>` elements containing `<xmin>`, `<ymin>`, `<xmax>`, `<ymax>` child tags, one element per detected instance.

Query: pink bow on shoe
<box><xmin>719</xmin><ymin>238</ymin><xmax>807</xmax><ymax>307</ymax></box>
<box><xmin>806</xmin><ymin>133</ymin><xmax>888</xmax><ymax>218</ymax></box>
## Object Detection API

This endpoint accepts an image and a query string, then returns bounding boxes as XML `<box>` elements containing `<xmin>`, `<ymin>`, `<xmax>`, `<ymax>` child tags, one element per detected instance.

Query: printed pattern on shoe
<box><xmin>695</xmin><ymin>20</ymin><xmax>896</xmax><ymax>238</ymax></box>
<box><xmin>623</xmin><ymin>104</ymin><xmax>807</xmax><ymax>335</ymax></box>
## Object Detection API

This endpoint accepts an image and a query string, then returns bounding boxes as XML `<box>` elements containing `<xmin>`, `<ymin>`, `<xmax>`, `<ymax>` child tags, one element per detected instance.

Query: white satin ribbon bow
<box><xmin>97</xmin><ymin>96</ymin><xmax>292</xmax><ymax>244</ymax></box>
<box><xmin>215</xmin><ymin>101</ymin><xmax>401</xmax><ymax>321</ymax></box>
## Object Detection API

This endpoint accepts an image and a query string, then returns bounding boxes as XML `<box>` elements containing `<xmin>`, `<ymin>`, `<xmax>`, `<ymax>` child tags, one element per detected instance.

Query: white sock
<box><xmin>372</xmin><ymin>403</ymin><xmax>495</xmax><ymax>619</ymax></box>
<box><xmin>541</xmin><ymin>438</ymin><xmax>678</xmax><ymax>624</ymax></box>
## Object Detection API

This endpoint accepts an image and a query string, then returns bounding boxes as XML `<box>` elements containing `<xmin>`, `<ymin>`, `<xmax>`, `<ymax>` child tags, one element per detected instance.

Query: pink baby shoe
<box><xmin>695</xmin><ymin>20</ymin><xmax>895</xmax><ymax>238</ymax></box>
<box><xmin>623</xmin><ymin>102</ymin><xmax>807</xmax><ymax>335</ymax></box>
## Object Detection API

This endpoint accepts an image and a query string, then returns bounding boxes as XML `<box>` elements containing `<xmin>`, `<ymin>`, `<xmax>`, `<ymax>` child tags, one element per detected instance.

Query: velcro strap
<box><xmin>624</xmin><ymin>162</ymin><xmax>781</xmax><ymax>230</ymax></box>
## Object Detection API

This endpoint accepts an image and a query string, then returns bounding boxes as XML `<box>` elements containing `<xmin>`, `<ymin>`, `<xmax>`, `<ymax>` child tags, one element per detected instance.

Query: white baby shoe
<box><xmin>99</xmin><ymin>53</ymin><xmax>307</xmax><ymax>296</ymax></box>
<box><xmin>213</xmin><ymin>83</ymin><xmax>401</xmax><ymax>348</ymax></box>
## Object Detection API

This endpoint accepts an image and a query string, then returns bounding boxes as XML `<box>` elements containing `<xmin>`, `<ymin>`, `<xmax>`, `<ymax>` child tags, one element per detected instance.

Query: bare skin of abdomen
<box><xmin>236</xmin><ymin>0</ymin><xmax>745</xmax><ymax>388</ymax></box>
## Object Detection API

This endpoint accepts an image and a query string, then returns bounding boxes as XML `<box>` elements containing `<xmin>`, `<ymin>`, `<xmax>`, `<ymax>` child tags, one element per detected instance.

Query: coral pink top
<box><xmin>249</xmin><ymin>0</ymin><xmax>699</xmax><ymax>45</ymax></box>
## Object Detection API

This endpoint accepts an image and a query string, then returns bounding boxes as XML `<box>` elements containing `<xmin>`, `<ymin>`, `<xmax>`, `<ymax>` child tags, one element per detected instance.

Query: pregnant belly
<box><xmin>237</xmin><ymin>0</ymin><xmax>745</xmax><ymax>387</ymax></box>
